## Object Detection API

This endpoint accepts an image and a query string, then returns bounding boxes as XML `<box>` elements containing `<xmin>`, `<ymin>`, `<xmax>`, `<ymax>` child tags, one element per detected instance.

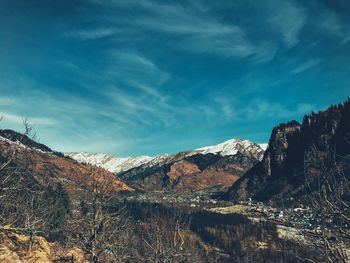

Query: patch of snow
<box><xmin>0</xmin><ymin>134</ymin><xmax>56</xmax><ymax>155</ymax></box>
<box><xmin>258</xmin><ymin>143</ymin><xmax>269</xmax><ymax>151</ymax></box>
<box><xmin>65</xmin><ymin>152</ymin><xmax>153</xmax><ymax>174</ymax></box>
<box><xmin>194</xmin><ymin>138</ymin><xmax>265</xmax><ymax>158</ymax></box>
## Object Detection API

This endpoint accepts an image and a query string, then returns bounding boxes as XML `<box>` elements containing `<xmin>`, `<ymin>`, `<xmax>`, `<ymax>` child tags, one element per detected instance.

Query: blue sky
<box><xmin>0</xmin><ymin>0</ymin><xmax>349</xmax><ymax>156</ymax></box>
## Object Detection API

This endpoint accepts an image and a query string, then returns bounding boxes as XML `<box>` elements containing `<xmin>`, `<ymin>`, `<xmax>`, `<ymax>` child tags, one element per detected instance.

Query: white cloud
<box><xmin>105</xmin><ymin>51</ymin><xmax>170</xmax><ymax>86</ymax></box>
<box><xmin>65</xmin><ymin>28</ymin><xmax>120</xmax><ymax>40</ymax></box>
<box><xmin>319</xmin><ymin>9</ymin><xmax>343</xmax><ymax>36</ymax></box>
<box><xmin>241</xmin><ymin>100</ymin><xmax>313</xmax><ymax>121</ymax></box>
<box><xmin>213</xmin><ymin>97</ymin><xmax>236</xmax><ymax>120</ymax></box>
<box><xmin>0</xmin><ymin>97</ymin><xmax>15</xmax><ymax>106</ymax></box>
<box><xmin>72</xmin><ymin>0</ymin><xmax>276</xmax><ymax>62</ymax></box>
<box><xmin>291</xmin><ymin>59</ymin><xmax>322</xmax><ymax>74</ymax></box>
<box><xmin>208</xmin><ymin>96</ymin><xmax>315</xmax><ymax>122</ymax></box>
<box><xmin>342</xmin><ymin>36</ymin><xmax>350</xmax><ymax>44</ymax></box>
<box><xmin>1</xmin><ymin>112</ymin><xmax>56</xmax><ymax>126</ymax></box>
<box><xmin>267</xmin><ymin>0</ymin><xmax>306</xmax><ymax>47</ymax></box>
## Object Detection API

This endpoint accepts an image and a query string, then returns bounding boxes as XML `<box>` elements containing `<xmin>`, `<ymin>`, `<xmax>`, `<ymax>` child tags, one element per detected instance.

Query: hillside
<box><xmin>117</xmin><ymin>139</ymin><xmax>265</xmax><ymax>191</ymax></box>
<box><xmin>226</xmin><ymin>98</ymin><xmax>350</xmax><ymax>204</ymax></box>
<box><xmin>0</xmin><ymin>129</ymin><xmax>133</xmax><ymax>197</ymax></box>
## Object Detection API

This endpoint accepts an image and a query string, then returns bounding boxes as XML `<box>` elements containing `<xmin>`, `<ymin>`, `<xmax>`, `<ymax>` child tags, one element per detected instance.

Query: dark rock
<box><xmin>226</xmin><ymin>97</ymin><xmax>350</xmax><ymax>204</ymax></box>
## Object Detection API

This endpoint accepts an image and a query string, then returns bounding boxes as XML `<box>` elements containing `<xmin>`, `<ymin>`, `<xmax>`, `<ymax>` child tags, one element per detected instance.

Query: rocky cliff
<box><xmin>226</xmin><ymin>98</ymin><xmax>350</xmax><ymax>204</ymax></box>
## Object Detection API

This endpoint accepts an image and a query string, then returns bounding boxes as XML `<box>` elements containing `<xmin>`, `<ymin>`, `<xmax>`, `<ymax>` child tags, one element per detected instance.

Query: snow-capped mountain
<box><xmin>66</xmin><ymin>152</ymin><xmax>153</xmax><ymax>174</ymax></box>
<box><xmin>193</xmin><ymin>138</ymin><xmax>266</xmax><ymax>159</ymax></box>
<box><xmin>66</xmin><ymin>138</ymin><xmax>266</xmax><ymax>174</ymax></box>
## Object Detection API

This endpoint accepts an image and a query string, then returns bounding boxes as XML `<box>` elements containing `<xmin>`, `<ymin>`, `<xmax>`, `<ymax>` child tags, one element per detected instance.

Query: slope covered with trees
<box><xmin>226</xmin><ymin>98</ymin><xmax>350</xmax><ymax>205</ymax></box>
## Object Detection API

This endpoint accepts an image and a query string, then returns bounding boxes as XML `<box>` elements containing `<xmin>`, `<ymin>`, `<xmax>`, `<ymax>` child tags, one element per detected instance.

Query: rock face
<box><xmin>0</xmin><ymin>229</ymin><xmax>88</xmax><ymax>263</ymax></box>
<box><xmin>0</xmin><ymin>131</ymin><xmax>133</xmax><ymax>198</ymax></box>
<box><xmin>226</xmin><ymin>98</ymin><xmax>350</xmax><ymax>204</ymax></box>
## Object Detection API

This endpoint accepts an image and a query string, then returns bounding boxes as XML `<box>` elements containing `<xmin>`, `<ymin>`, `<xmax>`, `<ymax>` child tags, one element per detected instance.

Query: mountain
<box><xmin>116</xmin><ymin>139</ymin><xmax>266</xmax><ymax>192</ymax></box>
<box><xmin>66</xmin><ymin>152</ymin><xmax>153</xmax><ymax>174</ymax></box>
<box><xmin>226</xmin><ymin>98</ymin><xmax>350</xmax><ymax>205</ymax></box>
<box><xmin>67</xmin><ymin>138</ymin><xmax>266</xmax><ymax>174</ymax></box>
<box><xmin>194</xmin><ymin>139</ymin><xmax>267</xmax><ymax>157</ymax></box>
<box><xmin>0</xmin><ymin>129</ymin><xmax>133</xmax><ymax>198</ymax></box>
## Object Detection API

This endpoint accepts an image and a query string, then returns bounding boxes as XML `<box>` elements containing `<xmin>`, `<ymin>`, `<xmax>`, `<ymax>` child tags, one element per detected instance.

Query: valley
<box><xmin>0</xmin><ymin>98</ymin><xmax>349</xmax><ymax>262</ymax></box>
<box><xmin>2</xmin><ymin>1</ymin><xmax>350</xmax><ymax>262</ymax></box>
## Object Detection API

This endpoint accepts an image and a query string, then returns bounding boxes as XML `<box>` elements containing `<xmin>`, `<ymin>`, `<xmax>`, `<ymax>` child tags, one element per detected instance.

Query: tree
<box><xmin>303</xmin><ymin>141</ymin><xmax>350</xmax><ymax>262</ymax></box>
<box><xmin>139</xmin><ymin>208</ymin><xmax>205</xmax><ymax>263</ymax></box>
<box><xmin>65</xmin><ymin>168</ymin><xmax>133</xmax><ymax>262</ymax></box>
<box><xmin>0</xmin><ymin>119</ymin><xmax>70</xmax><ymax>249</ymax></box>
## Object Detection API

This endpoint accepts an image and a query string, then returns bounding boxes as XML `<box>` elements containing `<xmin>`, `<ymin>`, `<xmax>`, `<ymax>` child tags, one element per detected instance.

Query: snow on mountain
<box><xmin>194</xmin><ymin>138</ymin><xmax>259</xmax><ymax>156</ymax></box>
<box><xmin>258</xmin><ymin>143</ymin><xmax>268</xmax><ymax>151</ymax></box>
<box><xmin>66</xmin><ymin>152</ymin><xmax>153</xmax><ymax>174</ymax></box>
<box><xmin>190</xmin><ymin>138</ymin><xmax>266</xmax><ymax>162</ymax></box>
<box><xmin>66</xmin><ymin>138</ymin><xmax>266</xmax><ymax>174</ymax></box>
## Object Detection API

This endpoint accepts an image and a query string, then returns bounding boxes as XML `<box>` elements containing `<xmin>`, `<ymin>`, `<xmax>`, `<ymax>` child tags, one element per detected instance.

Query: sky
<box><xmin>0</xmin><ymin>0</ymin><xmax>349</xmax><ymax>157</ymax></box>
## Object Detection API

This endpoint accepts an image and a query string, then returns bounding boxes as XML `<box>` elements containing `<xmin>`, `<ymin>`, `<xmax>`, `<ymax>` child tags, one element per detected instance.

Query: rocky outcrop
<box><xmin>226</xmin><ymin>98</ymin><xmax>350</xmax><ymax>204</ymax></box>
<box><xmin>0</xmin><ymin>229</ymin><xmax>88</xmax><ymax>263</ymax></box>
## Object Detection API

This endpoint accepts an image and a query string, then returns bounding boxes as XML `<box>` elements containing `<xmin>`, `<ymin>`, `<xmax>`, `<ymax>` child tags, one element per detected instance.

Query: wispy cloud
<box><xmin>1</xmin><ymin>112</ymin><xmax>56</xmax><ymax>126</ymax></box>
<box><xmin>1</xmin><ymin>0</ymin><xmax>348</xmax><ymax>156</ymax></box>
<box><xmin>69</xmin><ymin>0</ymin><xmax>277</xmax><ymax>62</ymax></box>
<box><xmin>319</xmin><ymin>9</ymin><xmax>343</xmax><ymax>36</ymax></box>
<box><xmin>267</xmin><ymin>0</ymin><xmax>306</xmax><ymax>47</ymax></box>
<box><xmin>291</xmin><ymin>59</ymin><xmax>322</xmax><ymax>74</ymax></box>
<box><xmin>213</xmin><ymin>97</ymin><xmax>236</xmax><ymax>120</ymax></box>
<box><xmin>342</xmin><ymin>36</ymin><xmax>350</xmax><ymax>44</ymax></box>
<box><xmin>239</xmin><ymin>100</ymin><xmax>314</xmax><ymax>121</ymax></box>
<box><xmin>209</xmin><ymin>96</ymin><xmax>315</xmax><ymax>122</ymax></box>
<box><xmin>106</xmin><ymin>52</ymin><xmax>170</xmax><ymax>87</ymax></box>
<box><xmin>65</xmin><ymin>28</ymin><xmax>120</xmax><ymax>40</ymax></box>
<box><xmin>0</xmin><ymin>97</ymin><xmax>15</xmax><ymax>106</ymax></box>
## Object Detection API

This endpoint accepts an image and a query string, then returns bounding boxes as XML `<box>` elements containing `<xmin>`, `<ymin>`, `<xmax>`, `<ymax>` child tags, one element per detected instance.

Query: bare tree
<box><xmin>0</xmin><ymin>118</ymin><xmax>37</xmax><ymax>223</ymax></box>
<box><xmin>65</xmin><ymin>168</ymin><xmax>133</xmax><ymax>263</ymax></box>
<box><xmin>303</xmin><ymin>141</ymin><xmax>350</xmax><ymax>262</ymax></box>
<box><xmin>139</xmin><ymin>208</ymin><xmax>205</xmax><ymax>263</ymax></box>
<box><xmin>0</xmin><ymin>119</ymin><xmax>60</xmax><ymax>250</ymax></box>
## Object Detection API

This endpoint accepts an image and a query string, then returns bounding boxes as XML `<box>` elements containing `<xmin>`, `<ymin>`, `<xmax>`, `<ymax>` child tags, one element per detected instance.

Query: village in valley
<box><xmin>124</xmin><ymin>189</ymin><xmax>326</xmax><ymax>232</ymax></box>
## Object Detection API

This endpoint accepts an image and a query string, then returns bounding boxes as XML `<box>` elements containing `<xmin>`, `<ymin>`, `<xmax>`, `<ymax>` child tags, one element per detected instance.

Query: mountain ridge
<box><xmin>116</xmin><ymin>139</ymin><xmax>266</xmax><ymax>192</ymax></box>
<box><xmin>67</xmin><ymin>138</ymin><xmax>266</xmax><ymax>175</ymax></box>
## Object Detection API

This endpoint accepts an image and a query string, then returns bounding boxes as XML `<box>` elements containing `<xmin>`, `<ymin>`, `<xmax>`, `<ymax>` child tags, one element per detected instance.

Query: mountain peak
<box><xmin>194</xmin><ymin>138</ymin><xmax>262</xmax><ymax>157</ymax></box>
<box><xmin>66</xmin><ymin>152</ymin><xmax>153</xmax><ymax>174</ymax></box>
<box><xmin>66</xmin><ymin>138</ymin><xmax>266</xmax><ymax>174</ymax></box>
